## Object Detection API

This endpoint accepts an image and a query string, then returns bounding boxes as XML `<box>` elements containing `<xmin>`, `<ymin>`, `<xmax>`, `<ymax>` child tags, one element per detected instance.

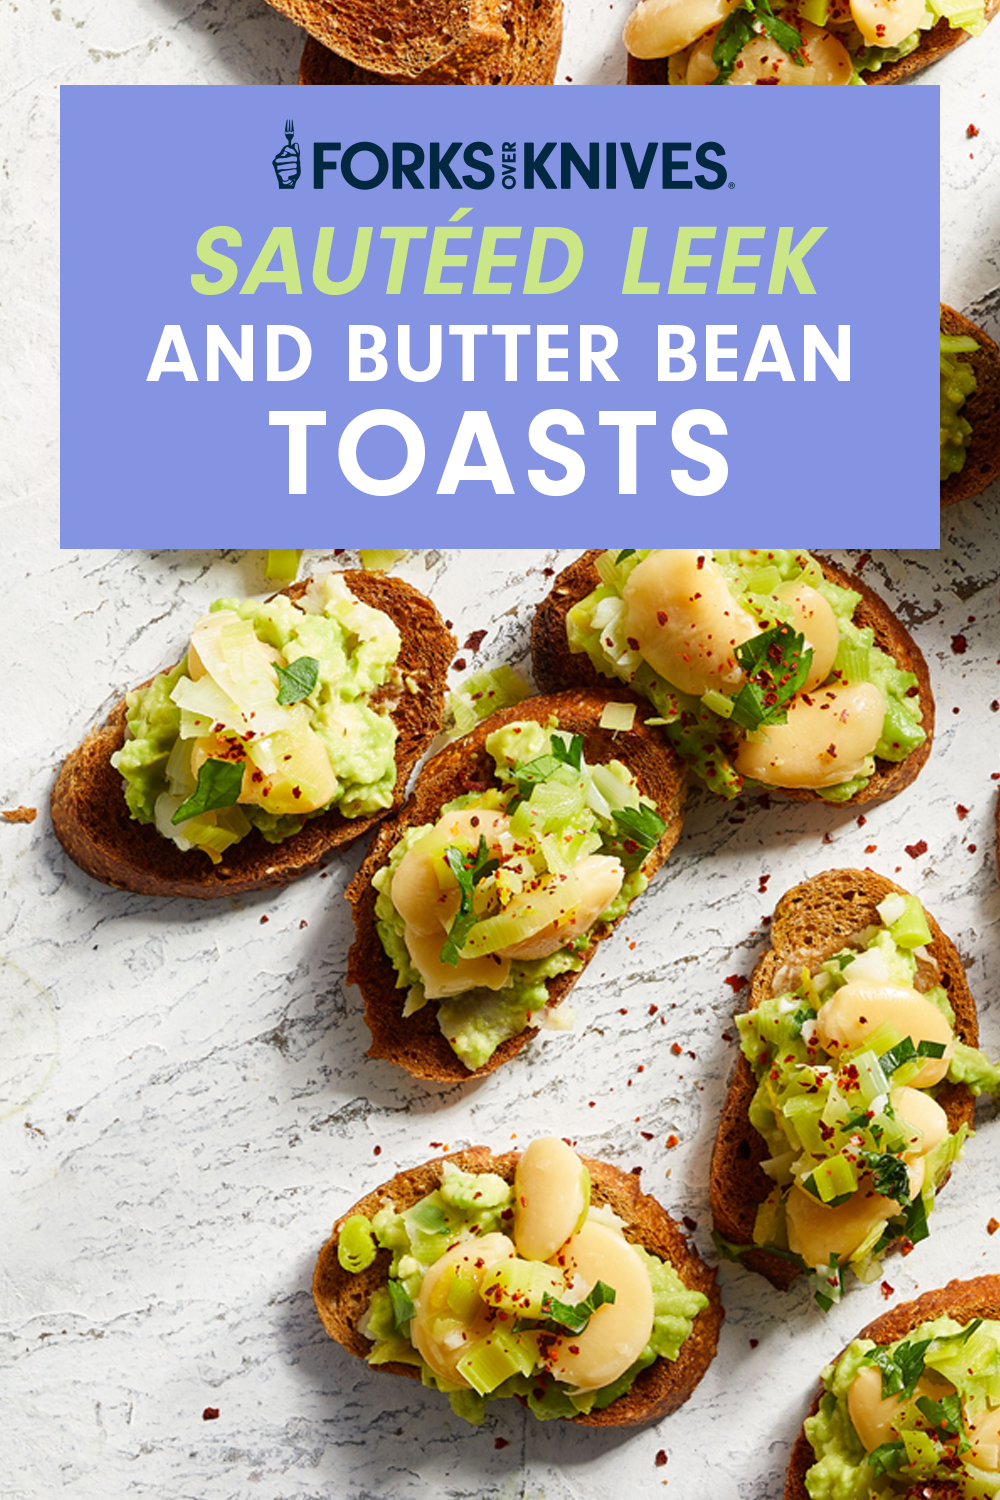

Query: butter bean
<box><xmin>622</xmin><ymin>548</ymin><xmax>756</xmax><ymax>697</ymax></box>
<box><xmin>542</xmin><ymin>1222</ymin><xmax>655</xmax><ymax>1392</ymax></box>
<box><xmin>513</xmin><ymin>1138</ymin><xmax>588</xmax><ymax>1261</ymax></box>
<box><xmin>411</xmin><ymin>1234</ymin><xmax>515</xmax><ymax>1387</ymax></box>
<box><xmin>733</xmin><ymin>681</ymin><xmax>886</xmax><ymax>789</ymax></box>
<box><xmin>685</xmin><ymin>20</ymin><xmax>852</xmax><ymax>82</ymax></box>
<box><xmin>623</xmin><ymin>0</ymin><xmax>740</xmax><ymax>57</ymax></box>
<box><xmin>817</xmin><ymin>982</ymin><xmax>954</xmax><ymax>1087</ymax></box>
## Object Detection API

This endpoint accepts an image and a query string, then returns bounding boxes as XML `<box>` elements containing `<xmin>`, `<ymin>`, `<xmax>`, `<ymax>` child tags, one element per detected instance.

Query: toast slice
<box><xmin>50</xmin><ymin>573</ymin><xmax>455</xmax><ymax>900</ymax></box>
<box><xmin>266</xmin><ymin>0</ymin><xmax>507</xmax><ymax>77</ymax></box>
<box><xmin>298</xmin><ymin>0</ymin><xmax>562</xmax><ymax>84</ymax></box>
<box><xmin>784</xmin><ymin>1275</ymin><xmax>1000</xmax><ymax>1498</ymax></box>
<box><xmin>709</xmin><ymin>868</ymin><xmax>979</xmax><ymax>1292</ymax></box>
<box><xmin>531</xmin><ymin>550</ymin><xmax>934</xmax><ymax>807</ymax></box>
<box><xmin>626</xmin><ymin>0</ymin><xmax>998</xmax><ymax>83</ymax></box>
<box><xmin>313</xmin><ymin>1144</ymin><xmax>723</xmax><ymax>1427</ymax></box>
<box><xmin>941</xmin><ymin>303</ymin><xmax>1000</xmax><ymax>507</ymax></box>
<box><xmin>345</xmin><ymin>689</ymin><xmax>686</xmax><ymax>1080</ymax></box>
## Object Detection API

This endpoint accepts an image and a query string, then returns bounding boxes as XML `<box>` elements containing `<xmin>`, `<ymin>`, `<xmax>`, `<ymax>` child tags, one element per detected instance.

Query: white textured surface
<box><xmin>3</xmin><ymin>3</ymin><xmax>1000</xmax><ymax>1498</ymax></box>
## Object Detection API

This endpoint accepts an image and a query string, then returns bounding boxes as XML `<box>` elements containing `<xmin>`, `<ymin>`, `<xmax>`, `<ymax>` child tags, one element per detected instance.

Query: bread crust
<box><xmin>940</xmin><ymin>303</ymin><xmax>1000</xmax><ymax>508</ymax></box>
<box><xmin>298</xmin><ymin>0</ymin><xmax>562</xmax><ymax>84</ymax></box>
<box><xmin>626</xmin><ymin>2</ymin><xmax>998</xmax><ymax>84</ymax></box>
<box><xmin>49</xmin><ymin>573</ymin><xmax>455</xmax><ymax>900</ymax></box>
<box><xmin>709</xmin><ymin>868</ymin><xmax>980</xmax><ymax>1291</ymax></box>
<box><xmin>267</xmin><ymin>0</ymin><xmax>508</xmax><ymax>76</ymax></box>
<box><xmin>531</xmin><ymin>550</ymin><xmax>934</xmax><ymax>807</ymax></box>
<box><xmin>346</xmin><ymin>689</ymin><xmax>686</xmax><ymax>1080</ymax></box>
<box><xmin>313</xmin><ymin>1145</ymin><xmax>723</xmax><ymax>1427</ymax></box>
<box><xmin>784</xmin><ymin>1275</ymin><xmax>1000</xmax><ymax>1499</ymax></box>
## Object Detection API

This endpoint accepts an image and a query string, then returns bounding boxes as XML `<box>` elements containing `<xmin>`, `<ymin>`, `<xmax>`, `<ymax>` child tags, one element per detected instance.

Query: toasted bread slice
<box><xmin>709</xmin><ymin>868</ymin><xmax>979</xmax><ymax>1291</ymax></box>
<box><xmin>313</xmin><ymin>1144</ymin><xmax>722</xmax><ymax>1427</ymax></box>
<box><xmin>784</xmin><ymin>1275</ymin><xmax>1000</xmax><ymax>1499</ymax></box>
<box><xmin>346</xmin><ymin>689</ymin><xmax>686</xmax><ymax>1080</ymax></box>
<box><xmin>627</xmin><ymin>0</ymin><xmax>998</xmax><ymax>83</ymax></box>
<box><xmin>298</xmin><ymin>0</ymin><xmax>562</xmax><ymax>84</ymax></box>
<box><xmin>267</xmin><ymin>0</ymin><xmax>508</xmax><ymax>77</ymax></box>
<box><xmin>531</xmin><ymin>550</ymin><xmax>934</xmax><ymax>807</ymax></box>
<box><xmin>50</xmin><ymin>573</ymin><xmax>455</xmax><ymax>900</ymax></box>
<box><xmin>941</xmin><ymin>303</ymin><xmax>1000</xmax><ymax>507</ymax></box>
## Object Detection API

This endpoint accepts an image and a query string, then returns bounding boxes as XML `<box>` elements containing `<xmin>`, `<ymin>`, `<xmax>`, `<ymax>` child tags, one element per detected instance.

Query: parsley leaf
<box><xmin>387</xmin><ymin>1279</ymin><xmax>415</xmax><ymax>1330</ymax></box>
<box><xmin>519</xmin><ymin>1281</ymin><xmax>617</xmax><ymax>1335</ymax></box>
<box><xmin>604</xmin><ymin>803</ymin><xmax>667</xmax><ymax>873</ymax></box>
<box><xmin>275</xmin><ymin>655</ymin><xmax>320</xmax><ymax>705</ymax></box>
<box><xmin>867</xmin><ymin>1440</ymin><xmax>906</xmax><ymax>1477</ymax></box>
<box><xmin>861</xmin><ymin>1151</ymin><xmax>911</xmax><ymax>1204</ymax></box>
<box><xmin>615</xmin><ymin>549</ymin><xmax>637</xmax><ymax>564</ymax></box>
<box><xmin>867</xmin><ymin>1337</ymin><xmax>932</xmax><ymax>1399</ymax></box>
<box><xmin>916</xmin><ymin>1390</ymin><xmax>965</xmax><ymax>1440</ymax></box>
<box><xmin>710</xmin><ymin>0</ymin><xmax>803</xmax><ymax>84</ymax></box>
<box><xmin>728</xmin><ymin>624</ymin><xmax>814</xmax><ymax>732</ymax></box>
<box><xmin>172</xmin><ymin>757</ymin><xmax>244</xmax><ymax>824</ymax></box>
<box><xmin>551</xmin><ymin>733</ymin><xmax>584</xmax><ymax>772</ymax></box>
<box><xmin>903</xmin><ymin>1192</ymin><xmax>929</xmax><ymax>1245</ymax></box>
<box><xmin>439</xmin><ymin>837</ymin><xmax>501</xmax><ymax>966</ymax></box>
<box><xmin>878</xmin><ymin>1036</ymin><xmax>946</xmax><ymax>1076</ymax></box>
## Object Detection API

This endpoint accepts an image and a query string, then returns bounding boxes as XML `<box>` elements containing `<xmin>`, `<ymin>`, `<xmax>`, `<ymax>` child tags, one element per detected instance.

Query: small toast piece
<box><xmin>626</xmin><ymin>0</ymin><xmax>999</xmax><ymax>84</ymax></box>
<box><xmin>267</xmin><ymin>0</ymin><xmax>507</xmax><ymax>77</ymax></box>
<box><xmin>709</xmin><ymin>868</ymin><xmax>978</xmax><ymax>1291</ymax></box>
<box><xmin>784</xmin><ymin>1275</ymin><xmax>1000</xmax><ymax>1499</ymax></box>
<box><xmin>531</xmin><ymin>550</ymin><xmax>934</xmax><ymax>807</ymax></box>
<box><xmin>941</xmin><ymin>303</ymin><xmax>1000</xmax><ymax>507</ymax></box>
<box><xmin>313</xmin><ymin>1145</ymin><xmax>723</xmax><ymax>1427</ymax></box>
<box><xmin>50</xmin><ymin>573</ymin><xmax>455</xmax><ymax>900</ymax></box>
<box><xmin>298</xmin><ymin>0</ymin><xmax>562</xmax><ymax>84</ymax></box>
<box><xmin>346</xmin><ymin>689</ymin><xmax>686</xmax><ymax>1080</ymax></box>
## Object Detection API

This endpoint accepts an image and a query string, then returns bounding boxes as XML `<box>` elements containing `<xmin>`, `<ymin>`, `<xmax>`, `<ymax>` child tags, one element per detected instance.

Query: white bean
<box><xmin>849</xmin><ymin>0</ymin><xmax>925</xmax><ymax>47</ymax></box>
<box><xmin>622</xmin><ymin>549</ymin><xmax>756</xmax><ymax>697</ymax></box>
<box><xmin>624</xmin><ymin>0</ymin><xmax>740</xmax><ymax>58</ymax></box>
<box><xmin>733</xmin><ymin>681</ymin><xmax>886</xmax><ymax>789</ymax></box>
<box><xmin>685</xmin><ymin>19</ymin><xmax>852</xmax><ymax>82</ymax></box>
<box><xmin>542</xmin><ymin>1222</ymin><xmax>655</xmax><ymax>1392</ymax></box>
<box><xmin>513</xmin><ymin>1138</ymin><xmax>588</xmax><ymax>1262</ymax></box>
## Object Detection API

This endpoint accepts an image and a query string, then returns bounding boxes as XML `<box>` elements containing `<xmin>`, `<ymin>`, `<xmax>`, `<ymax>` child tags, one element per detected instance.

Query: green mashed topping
<box><xmin>804</xmin><ymin>1314</ymin><xmax>1000</xmax><ymax>1498</ymax></box>
<box><xmin>724</xmin><ymin>893</ymin><xmax>1000</xmax><ymax>1309</ymax></box>
<box><xmin>374</xmin><ymin>719</ymin><xmax>665</xmax><ymax>1070</ymax></box>
<box><xmin>567</xmin><ymin>549</ymin><xmax>925</xmax><ymax>802</ymax></box>
<box><xmin>941</xmin><ymin>330</ymin><xmax>979</xmax><ymax>481</ymax></box>
<box><xmin>342</xmin><ymin>1160</ymin><xmax>710</xmax><ymax>1425</ymax></box>
<box><xmin>111</xmin><ymin>573</ymin><xmax>402</xmax><ymax>862</ymax></box>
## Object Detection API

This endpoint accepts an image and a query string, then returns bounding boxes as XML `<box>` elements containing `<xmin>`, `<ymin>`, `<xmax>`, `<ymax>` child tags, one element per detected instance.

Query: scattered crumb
<box><xmin>956</xmin><ymin>805</ymin><xmax>970</xmax><ymax>821</ymax></box>
<box><xmin>988</xmin><ymin>1218</ymin><xmax>999</xmax><ymax>1236</ymax></box>
<box><xmin>665</xmin><ymin>1134</ymin><xmax>679</xmax><ymax>1148</ymax></box>
<box><xmin>880</xmin><ymin>1280</ymin><xmax>894</xmax><ymax>1300</ymax></box>
<box><xmin>2</xmin><ymin>806</ymin><xmax>36</xmax><ymax>823</ymax></box>
<box><xmin>463</xmin><ymin>629</ymin><xmax>487</xmax><ymax>653</ymax></box>
<box><xmin>951</xmin><ymin>634</ymin><xmax>968</xmax><ymax>655</ymax></box>
<box><xmin>967</xmin><ymin>123</ymin><xmax>980</xmax><ymax>137</ymax></box>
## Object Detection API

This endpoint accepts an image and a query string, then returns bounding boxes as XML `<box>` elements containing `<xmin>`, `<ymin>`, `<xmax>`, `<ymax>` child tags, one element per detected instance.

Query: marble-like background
<box><xmin>2</xmin><ymin>1</ymin><xmax>1000</xmax><ymax>1497</ymax></box>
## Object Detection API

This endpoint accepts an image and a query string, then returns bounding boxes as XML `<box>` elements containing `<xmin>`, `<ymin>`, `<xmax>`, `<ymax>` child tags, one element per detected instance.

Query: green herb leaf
<box><xmin>861</xmin><ymin>1151</ymin><xmax>911</xmax><ymax>1204</ymax></box>
<box><xmin>867</xmin><ymin>1440</ymin><xmax>906</xmax><ymax>1477</ymax></box>
<box><xmin>604</xmin><ymin>803</ymin><xmax>667</xmax><ymax>873</ymax></box>
<box><xmin>551</xmin><ymin>733</ymin><xmax>584</xmax><ymax>772</ymax></box>
<box><xmin>172</xmin><ymin>757</ymin><xmax>244</xmax><ymax>825</ymax></box>
<box><xmin>755</xmin><ymin>0</ymin><xmax>805</xmax><ymax>61</ymax></box>
<box><xmin>387</xmin><ymin>1279</ymin><xmax>415</xmax><ymax>1330</ymax></box>
<box><xmin>878</xmin><ymin>1036</ymin><xmax>945</xmax><ymax>1076</ymax></box>
<box><xmin>439</xmin><ymin>837</ymin><xmax>501</xmax><ymax>966</ymax></box>
<box><xmin>903</xmin><ymin>1192</ymin><xmax>929</xmax><ymax>1245</ymax></box>
<box><xmin>615</xmin><ymin>549</ymin><xmax>637</xmax><ymax>564</ymax></box>
<box><xmin>728</xmin><ymin>624</ymin><xmax>813</xmax><ymax>732</ymax></box>
<box><xmin>531</xmin><ymin>1281</ymin><xmax>617</xmax><ymax>1335</ymax></box>
<box><xmin>916</xmin><ymin>1390</ymin><xmax>965</xmax><ymax>1440</ymax></box>
<box><xmin>710</xmin><ymin>0</ymin><xmax>803</xmax><ymax>83</ymax></box>
<box><xmin>275</xmin><ymin>655</ymin><xmax>320</xmax><ymax>705</ymax></box>
<box><xmin>867</xmin><ymin>1337</ymin><xmax>932</xmax><ymax>1399</ymax></box>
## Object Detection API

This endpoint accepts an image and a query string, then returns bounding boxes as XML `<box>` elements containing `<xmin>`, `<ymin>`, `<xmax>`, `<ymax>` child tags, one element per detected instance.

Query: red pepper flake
<box><xmin>655</xmin><ymin>1451</ymin><xmax>668</xmax><ymax>1468</ymax></box>
<box><xmin>905</xmin><ymin>840</ymin><xmax>928</xmax><ymax>859</ymax></box>
<box><xmin>721</xmin><ymin>1031</ymin><xmax>732</xmax><ymax>1042</ymax></box>
<box><xmin>992</xmin><ymin>702</ymin><xmax>999</xmax><ymax>714</ymax></box>
<box><xmin>373</xmin><ymin>1145</ymin><xmax>382</xmax><ymax>1156</ymax></box>
<box><xmin>967</xmin><ymin>122</ymin><xmax>980</xmax><ymax>137</ymax></box>
<box><xmin>682</xmin><ymin>1215</ymin><xmax>697</xmax><ymax>1231</ymax></box>
<box><xmin>671</xmin><ymin>1042</ymin><xmax>683</xmax><ymax>1056</ymax></box>
<box><xmin>880</xmin><ymin>1280</ymin><xmax>894</xmax><ymax>1300</ymax></box>
<box><xmin>856</xmin><ymin>814</ymin><xmax>867</xmax><ymax>828</ymax></box>
<box><xmin>969</xmin><ymin>844</ymin><xmax>978</xmax><ymax>854</ymax></box>
<box><xmin>724</xmin><ymin>974</ymin><xmax>748</xmax><ymax>993</ymax></box>
<box><xmin>758</xmin><ymin>873</ymin><xmax>771</xmax><ymax>894</ymax></box>
<box><xmin>865</xmin><ymin>844</ymin><xmax>877</xmax><ymax>855</ymax></box>
<box><xmin>988</xmin><ymin>1218</ymin><xmax>999</xmax><ymax>1236</ymax></box>
<box><xmin>665</xmin><ymin>1134</ymin><xmax>679</xmax><ymax>1148</ymax></box>
<box><xmin>951</xmin><ymin>633</ymin><xmax>968</xmax><ymax>655</ymax></box>
<box><xmin>452</xmin><ymin>657</ymin><xmax>467</xmax><ymax>672</ymax></box>
<box><xmin>542</xmin><ymin>567</ymin><xmax>554</xmax><ymax>577</ymax></box>
<box><xmin>494</xmin><ymin>1437</ymin><xmax>510</xmax><ymax>1450</ymax></box>
<box><xmin>589</xmin><ymin>1100</ymin><xmax>596</xmax><ymax>1108</ymax></box>
<box><xmin>648</xmin><ymin>1004</ymin><xmax>658</xmax><ymax>1016</ymax></box>
<box><xmin>900</xmin><ymin>1238</ymin><xmax>915</xmax><ymax>1257</ymax></box>
<box><xmin>953</xmin><ymin>706</ymin><xmax>961</xmax><ymax>715</ymax></box>
<box><xmin>854</xmin><ymin>552</ymin><xmax>871</xmax><ymax>572</ymax></box>
<box><xmin>822</xmin><ymin>832</ymin><xmax>833</xmax><ymax>845</ymax></box>
<box><xmin>259</xmin><ymin>915</ymin><xmax>269</xmax><ymax>924</ymax></box>
<box><xmin>299</xmin><ymin>920</ymin><xmax>308</xmax><ymax>929</ymax></box>
<box><xmin>202</xmin><ymin>1408</ymin><xmax>220</xmax><ymax>1421</ymax></box>
<box><xmin>956</xmin><ymin>804</ymin><xmax>970</xmax><ymax>821</ymax></box>
<box><xmin>619</xmin><ymin>1007</ymin><xmax>628</xmax><ymax>1015</ymax></box>
<box><xmin>463</xmin><ymin>629</ymin><xmax>488</xmax><ymax>653</ymax></box>
<box><xmin>749</xmin><ymin>1338</ymin><xmax>759</xmax><ymax>1349</ymax></box>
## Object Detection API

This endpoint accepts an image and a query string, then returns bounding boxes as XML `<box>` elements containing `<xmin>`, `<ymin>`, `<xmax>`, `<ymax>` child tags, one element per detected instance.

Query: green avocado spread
<box><xmin>374</xmin><ymin>718</ymin><xmax>665</xmax><ymax>1071</ymax></box>
<box><xmin>804</xmin><ymin>1314</ymin><xmax>1000</xmax><ymax>1498</ymax></box>
<box><xmin>941</xmin><ymin>330</ymin><xmax>979</xmax><ymax>480</ymax></box>
<box><xmin>725</xmin><ymin>892</ymin><xmax>1000</xmax><ymax>1308</ymax></box>
<box><xmin>567</xmin><ymin>549</ymin><xmax>925</xmax><ymax>803</ymax></box>
<box><xmin>111</xmin><ymin>573</ymin><xmax>402</xmax><ymax>862</ymax></box>
<box><xmin>338</xmin><ymin>1158</ymin><xmax>710</xmax><ymax>1425</ymax></box>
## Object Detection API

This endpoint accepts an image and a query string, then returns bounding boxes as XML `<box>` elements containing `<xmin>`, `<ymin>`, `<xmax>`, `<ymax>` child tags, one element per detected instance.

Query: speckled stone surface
<box><xmin>3</xmin><ymin>4</ymin><xmax>1000</xmax><ymax>1498</ymax></box>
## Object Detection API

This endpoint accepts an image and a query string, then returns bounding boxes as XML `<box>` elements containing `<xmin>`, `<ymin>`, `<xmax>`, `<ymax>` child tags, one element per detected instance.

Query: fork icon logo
<box><xmin>273</xmin><ymin>119</ymin><xmax>301</xmax><ymax>189</ymax></box>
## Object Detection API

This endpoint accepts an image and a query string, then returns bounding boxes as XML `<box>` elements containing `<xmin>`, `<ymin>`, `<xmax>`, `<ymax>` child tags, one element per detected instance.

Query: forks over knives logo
<box><xmin>273</xmin><ymin>118</ymin><xmax>301</xmax><ymax>189</ymax></box>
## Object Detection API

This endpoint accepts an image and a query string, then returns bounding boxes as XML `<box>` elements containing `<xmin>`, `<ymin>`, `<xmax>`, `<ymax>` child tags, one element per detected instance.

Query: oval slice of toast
<box><xmin>346</xmin><ymin>689</ymin><xmax>686</xmax><ymax>1080</ymax></box>
<box><xmin>710</xmin><ymin>868</ymin><xmax>979</xmax><ymax>1291</ymax></box>
<box><xmin>50</xmin><ymin>572</ymin><xmax>455</xmax><ymax>899</ymax></box>
<box><xmin>313</xmin><ymin>1144</ymin><xmax>722</xmax><ymax>1427</ymax></box>
<box><xmin>784</xmin><ymin>1275</ymin><xmax>1000</xmax><ymax>1499</ymax></box>
<box><xmin>941</xmin><ymin>303</ymin><xmax>1000</xmax><ymax>507</ymax></box>
<box><xmin>532</xmin><ymin>551</ymin><xmax>934</xmax><ymax>807</ymax></box>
